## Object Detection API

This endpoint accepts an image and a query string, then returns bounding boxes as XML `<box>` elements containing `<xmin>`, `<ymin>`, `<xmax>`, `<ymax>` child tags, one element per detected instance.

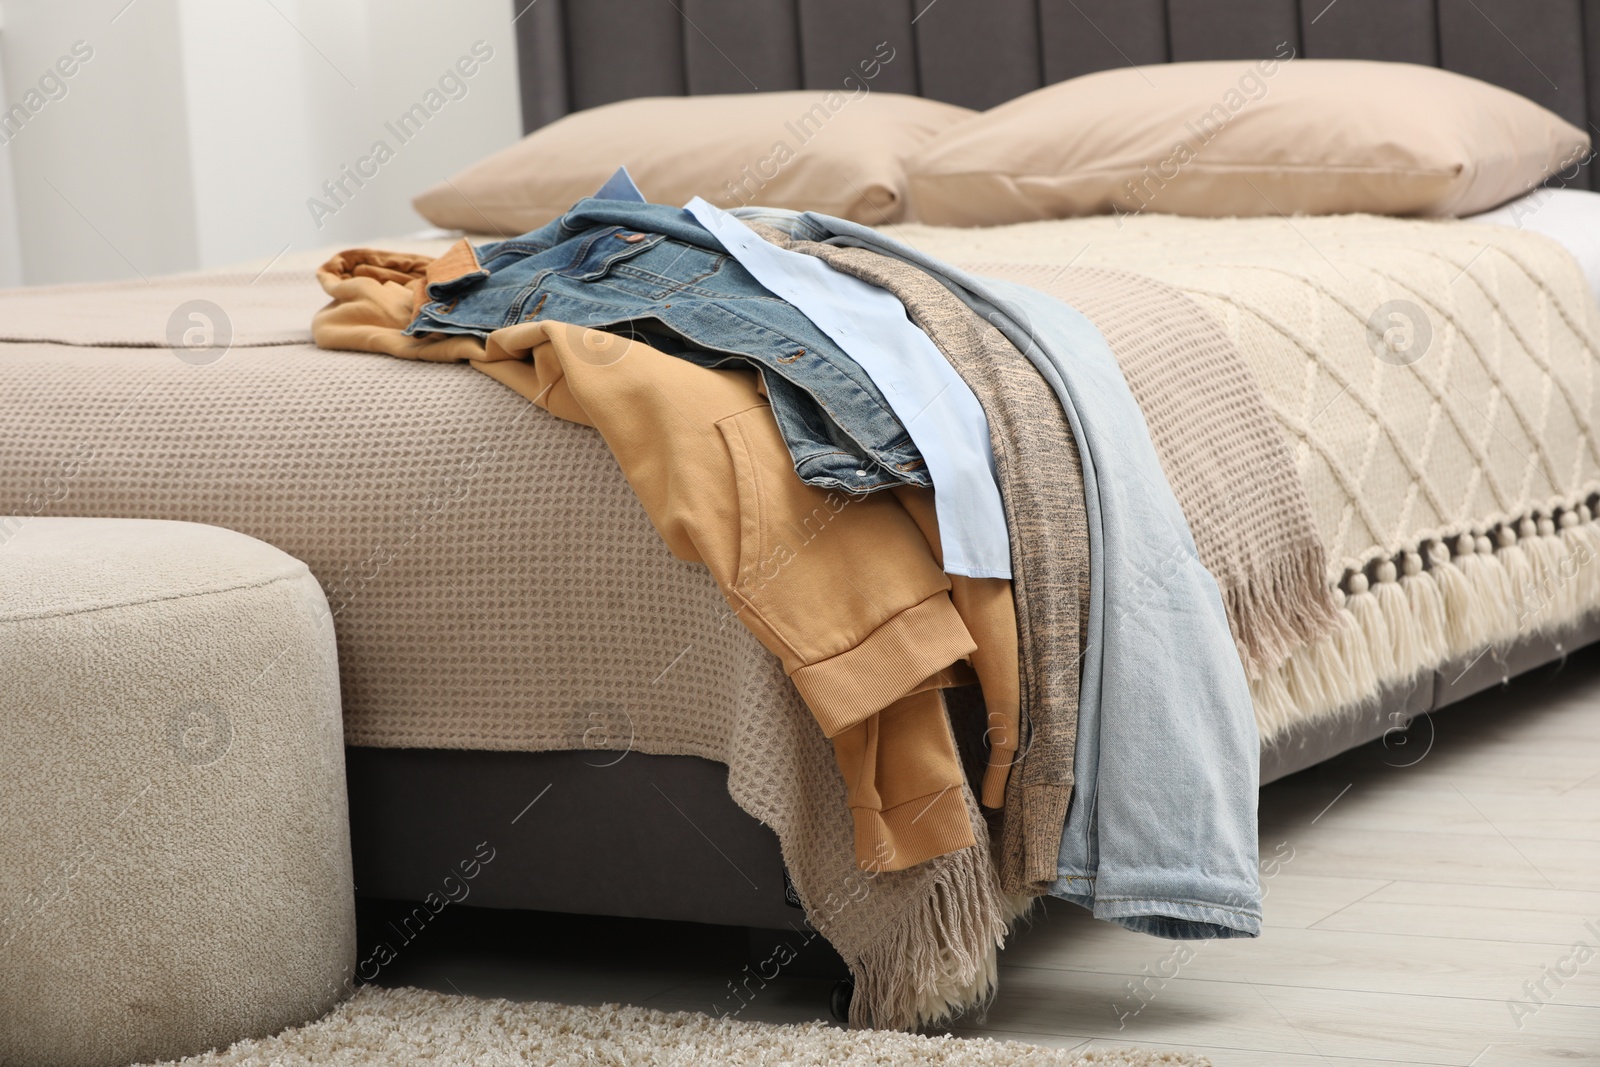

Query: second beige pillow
<box><xmin>907</xmin><ymin>59</ymin><xmax>1590</xmax><ymax>225</ymax></box>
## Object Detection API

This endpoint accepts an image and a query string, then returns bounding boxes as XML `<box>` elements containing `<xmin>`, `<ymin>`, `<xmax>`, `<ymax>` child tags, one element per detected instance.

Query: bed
<box><xmin>5</xmin><ymin>0</ymin><xmax>1600</xmax><ymax>1030</ymax></box>
<box><xmin>373</xmin><ymin>0</ymin><xmax>1600</xmax><ymax>919</ymax></box>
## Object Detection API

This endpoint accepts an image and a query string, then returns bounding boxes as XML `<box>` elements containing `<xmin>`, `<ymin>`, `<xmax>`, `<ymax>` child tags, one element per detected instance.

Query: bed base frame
<box><xmin>349</xmin><ymin>615</ymin><xmax>1600</xmax><ymax>928</ymax></box>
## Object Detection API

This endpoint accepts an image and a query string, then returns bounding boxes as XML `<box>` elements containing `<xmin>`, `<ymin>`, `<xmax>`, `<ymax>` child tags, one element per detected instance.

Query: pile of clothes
<box><xmin>313</xmin><ymin>167</ymin><xmax>1264</xmax><ymax>985</ymax></box>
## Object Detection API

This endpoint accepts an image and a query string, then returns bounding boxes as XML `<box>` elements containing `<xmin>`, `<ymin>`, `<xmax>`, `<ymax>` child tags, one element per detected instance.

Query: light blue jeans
<box><xmin>737</xmin><ymin>207</ymin><xmax>1263</xmax><ymax>938</ymax></box>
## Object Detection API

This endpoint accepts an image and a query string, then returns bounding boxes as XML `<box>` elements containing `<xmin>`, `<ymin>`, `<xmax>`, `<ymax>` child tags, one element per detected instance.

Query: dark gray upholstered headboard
<box><xmin>511</xmin><ymin>0</ymin><xmax>1600</xmax><ymax>188</ymax></box>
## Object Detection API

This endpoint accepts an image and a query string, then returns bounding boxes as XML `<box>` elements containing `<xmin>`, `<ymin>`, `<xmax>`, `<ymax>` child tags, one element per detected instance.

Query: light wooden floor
<box><xmin>376</xmin><ymin>648</ymin><xmax>1600</xmax><ymax>1065</ymax></box>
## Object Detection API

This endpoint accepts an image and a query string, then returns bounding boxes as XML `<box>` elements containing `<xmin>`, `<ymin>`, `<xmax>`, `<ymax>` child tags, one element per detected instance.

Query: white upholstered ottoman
<box><xmin>0</xmin><ymin>517</ymin><xmax>355</xmax><ymax>1067</ymax></box>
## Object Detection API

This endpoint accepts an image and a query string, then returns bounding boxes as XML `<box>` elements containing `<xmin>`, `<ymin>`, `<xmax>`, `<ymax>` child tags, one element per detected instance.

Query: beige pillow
<box><xmin>414</xmin><ymin>91</ymin><xmax>975</xmax><ymax>232</ymax></box>
<box><xmin>907</xmin><ymin>59</ymin><xmax>1591</xmax><ymax>225</ymax></box>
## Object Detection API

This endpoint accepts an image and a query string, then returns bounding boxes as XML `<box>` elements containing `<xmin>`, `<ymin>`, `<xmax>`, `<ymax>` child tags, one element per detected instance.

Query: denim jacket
<box><xmin>405</xmin><ymin>199</ymin><xmax>929</xmax><ymax>493</ymax></box>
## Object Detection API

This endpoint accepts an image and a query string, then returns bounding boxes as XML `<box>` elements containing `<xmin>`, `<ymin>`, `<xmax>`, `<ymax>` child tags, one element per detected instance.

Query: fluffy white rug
<box><xmin>136</xmin><ymin>986</ymin><xmax>1209</xmax><ymax>1066</ymax></box>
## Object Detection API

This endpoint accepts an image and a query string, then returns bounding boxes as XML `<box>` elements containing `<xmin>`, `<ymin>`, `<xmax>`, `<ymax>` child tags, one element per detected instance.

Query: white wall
<box><xmin>0</xmin><ymin>0</ymin><xmax>521</xmax><ymax>285</ymax></box>
<box><xmin>0</xmin><ymin>0</ymin><xmax>200</xmax><ymax>283</ymax></box>
<box><xmin>0</xmin><ymin>38</ymin><xmax>26</xmax><ymax>288</ymax></box>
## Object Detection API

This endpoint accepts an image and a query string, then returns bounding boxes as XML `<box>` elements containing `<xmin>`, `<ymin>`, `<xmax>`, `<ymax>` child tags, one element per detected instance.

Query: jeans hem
<box><xmin>1046</xmin><ymin>876</ymin><xmax>1262</xmax><ymax>940</ymax></box>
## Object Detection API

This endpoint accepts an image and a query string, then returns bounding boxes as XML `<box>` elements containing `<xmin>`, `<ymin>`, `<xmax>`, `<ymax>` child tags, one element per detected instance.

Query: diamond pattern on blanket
<box><xmin>899</xmin><ymin>214</ymin><xmax>1600</xmax><ymax>580</ymax></box>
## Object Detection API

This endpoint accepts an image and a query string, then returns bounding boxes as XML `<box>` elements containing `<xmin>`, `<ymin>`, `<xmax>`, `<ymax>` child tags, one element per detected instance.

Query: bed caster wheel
<box><xmin>829</xmin><ymin>979</ymin><xmax>854</xmax><ymax>1023</ymax></box>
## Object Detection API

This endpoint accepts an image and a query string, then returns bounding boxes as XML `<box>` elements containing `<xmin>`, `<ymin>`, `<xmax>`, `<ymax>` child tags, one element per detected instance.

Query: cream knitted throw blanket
<box><xmin>904</xmin><ymin>215</ymin><xmax>1600</xmax><ymax>737</ymax></box>
<box><xmin>980</xmin><ymin>263</ymin><xmax>1340</xmax><ymax>680</ymax></box>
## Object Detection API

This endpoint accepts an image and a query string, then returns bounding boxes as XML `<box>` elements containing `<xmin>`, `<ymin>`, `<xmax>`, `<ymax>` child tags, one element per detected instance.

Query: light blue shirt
<box><xmin>683</xmin><ymin>197</ymin><xmax>1011</xmax><ymax>579</ymax></box>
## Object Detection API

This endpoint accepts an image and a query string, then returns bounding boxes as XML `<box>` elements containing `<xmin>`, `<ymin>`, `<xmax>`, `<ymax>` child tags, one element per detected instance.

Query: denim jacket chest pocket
<box><xmin>419</xmin><ymin>227</ymin><xmax>694</xmax><ymax>331</ymax></box>
<box><xmin>595</xmin><ymin>239</ymin><xmax>727</xmax><ymax>301</ymax></box>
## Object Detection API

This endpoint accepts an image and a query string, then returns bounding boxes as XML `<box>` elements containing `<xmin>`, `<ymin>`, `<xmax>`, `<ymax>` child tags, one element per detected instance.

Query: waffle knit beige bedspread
<box><xmin>6</xmin><ymin>214</ymin><xmax>1600</xmax><ymax>1029</ymax></box>
<box><xmin>0</xmin><ymin>265</ymin><xmax>1014</xmax><ymax>1031</ymax></box>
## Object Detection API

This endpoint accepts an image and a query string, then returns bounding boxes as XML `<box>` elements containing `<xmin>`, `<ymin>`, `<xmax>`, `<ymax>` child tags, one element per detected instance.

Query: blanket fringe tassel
<box><xmin>1254</xmin><ymin>496</ymin><xmax>1600</xmax><ymax>741</ymax></box>
<box><xmin>845</xmin><ymin>844</ymin><xmax>1017</xmax><ymax>1031</ymax></box>
<box><xmin>853</xmin><ymin>498</ymin><xmax>1600</xmax><ymax>1030</ymax></box>
<box><xmin>1228</xmin><ymin>548</ymin><xmax>1345</xmax><ymax>680</ymax></box>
